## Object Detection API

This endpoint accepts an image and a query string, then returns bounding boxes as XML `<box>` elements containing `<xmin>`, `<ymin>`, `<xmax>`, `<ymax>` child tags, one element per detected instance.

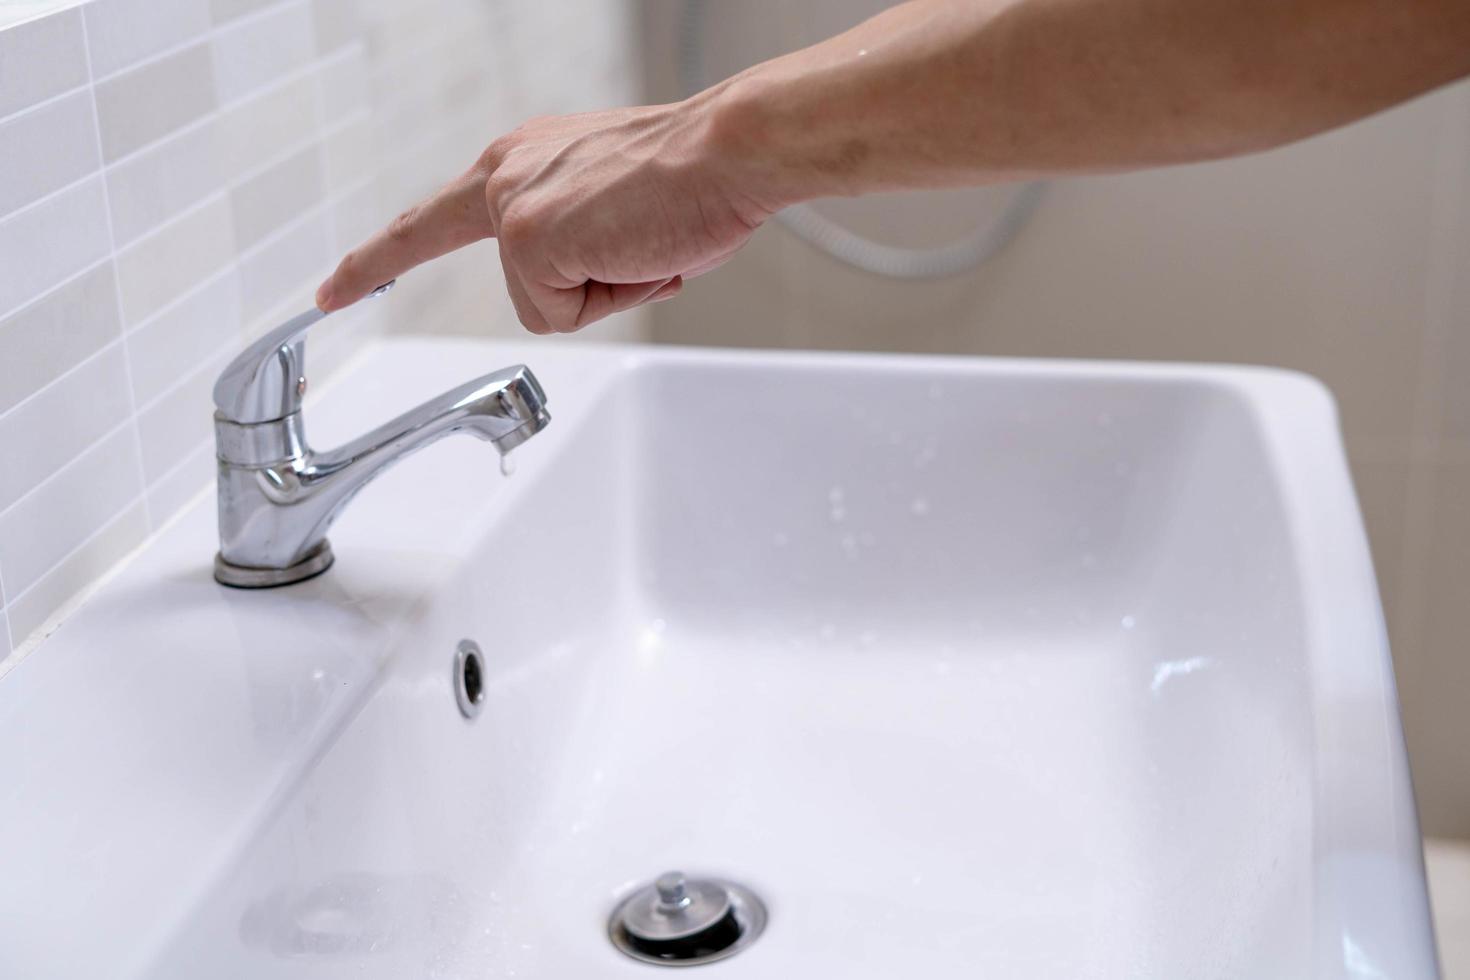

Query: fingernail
<box><xmin>314</xmin><ymin>280</ymin><xmax>333</xmax><ymax>311</ymax></box>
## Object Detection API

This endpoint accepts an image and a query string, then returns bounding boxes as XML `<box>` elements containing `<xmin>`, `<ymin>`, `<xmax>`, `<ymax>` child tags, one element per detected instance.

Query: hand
<box><xmin>315</xmin><ymin>98</ymin><xmax>776</xmax><ymax>333</ymax></box>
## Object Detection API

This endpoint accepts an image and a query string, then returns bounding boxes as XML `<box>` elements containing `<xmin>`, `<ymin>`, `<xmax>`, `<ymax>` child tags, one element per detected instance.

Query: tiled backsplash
<box><xmin>0</xmin><ymin>0</ymin><xmax>642</xmax><ymax>657</ymax></box>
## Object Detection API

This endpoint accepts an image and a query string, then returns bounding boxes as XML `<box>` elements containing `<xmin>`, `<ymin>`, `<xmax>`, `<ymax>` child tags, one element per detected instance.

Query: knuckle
<box><xmin>496</xmin><ymin>209</ymin><xmax>535</xmax><ymax>251</ymax></box>
<box><xmin>478</xmin><ymin>136</ymin><xmax>511</xmax><ymax>172</ymax></box>
<box><xmin>386</xmin><ymin>204</ymin><xmax>420</xmax><ymax>244</ymax></box>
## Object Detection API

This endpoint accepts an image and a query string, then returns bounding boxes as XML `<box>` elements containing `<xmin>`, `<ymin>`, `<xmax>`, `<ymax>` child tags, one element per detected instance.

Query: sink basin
<box><xmin>0</xmin><ymin>339</ymin><xmax>1435</xmax><ymax>978</ymax></box>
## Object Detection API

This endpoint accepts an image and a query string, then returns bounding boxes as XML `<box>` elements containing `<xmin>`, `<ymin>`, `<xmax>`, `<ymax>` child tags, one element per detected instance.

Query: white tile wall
<box><xmin>0</xmin><ymin>263</ymin><xmax>122</xmax><ymax>413</ymax></box>
<box><xmin>0</xmin><ymin>180</ymin><xmax>112</xmax><ymax>315</ymax></box>
<box><xmin>0</xmin><ymin>90</ymin><xmax>99</xmax><ymax>216</ymax></box>
<box><xmin>0</xmin><ymin>0</ymin><xmax>646</xmax><ymax>656</ymax></box>
<box><xmin>83</xmin><ymin>0</ymin><xmax>211</xmax><ymax>77</ymax></box>
<box><xmin>0</xmin><ymin>11</ymin><xmax>89</xmax><ymax>118</ymax></box>
<box><xmin>93</xmin><ymin>43</ymin><xmax>218</xmax><ymax>161</ymax></box>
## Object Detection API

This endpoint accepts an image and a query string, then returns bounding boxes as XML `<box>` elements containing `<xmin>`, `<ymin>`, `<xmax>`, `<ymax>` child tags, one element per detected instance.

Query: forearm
<box><xmin>704</xmin><ymin>0</ymin><xmax>1470</xmax><ymax>207</ymax></box>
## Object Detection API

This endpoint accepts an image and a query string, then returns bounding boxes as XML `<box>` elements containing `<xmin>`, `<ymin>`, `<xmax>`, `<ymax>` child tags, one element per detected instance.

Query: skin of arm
<box><xmin>315</xmin><ymin>0</ymin><xmax>1470</xmax><ymax>332</ymax></box>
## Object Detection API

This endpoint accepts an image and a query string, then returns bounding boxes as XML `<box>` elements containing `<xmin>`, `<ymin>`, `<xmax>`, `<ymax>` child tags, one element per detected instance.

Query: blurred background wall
<box><xmin>638</xmin><ymin>0</ymin><xmax>1470</xmax><ymax>840</ymax></box>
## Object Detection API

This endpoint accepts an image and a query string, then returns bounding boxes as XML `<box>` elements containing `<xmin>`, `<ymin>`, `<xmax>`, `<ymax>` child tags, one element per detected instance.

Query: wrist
<box><xmin>688</xmin><ymin>72</ymin><xmax>832</xmax><ymax>218</ymax></box>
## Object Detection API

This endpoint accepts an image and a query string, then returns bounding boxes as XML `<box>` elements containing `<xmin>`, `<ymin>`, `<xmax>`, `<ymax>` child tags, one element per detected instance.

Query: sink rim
<box><xmin>0</xmin><ymin>337</ymin><xmax>1433</xmax><ymax>978</ymax></box>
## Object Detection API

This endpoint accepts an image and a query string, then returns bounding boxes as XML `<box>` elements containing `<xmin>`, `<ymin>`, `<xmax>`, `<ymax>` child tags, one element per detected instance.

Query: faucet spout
<box><xmin>210</xmin><ymin>283</ymin><xmax>550</xmax><ymax>588</ymax></box>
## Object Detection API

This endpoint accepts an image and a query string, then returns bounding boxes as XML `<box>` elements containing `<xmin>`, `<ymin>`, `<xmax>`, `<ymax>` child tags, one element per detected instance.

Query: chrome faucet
<box><xmin>211</xmin><ymin>281</ymin><xmax>550</xmax><ymax>588</ymax></box>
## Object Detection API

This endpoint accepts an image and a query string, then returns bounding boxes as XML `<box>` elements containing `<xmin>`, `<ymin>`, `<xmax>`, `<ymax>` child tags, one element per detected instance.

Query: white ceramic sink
<box><xmin>0</xmin><ymin>338</ymin><xmax>1435</xmax><ymax>978</ymax></box>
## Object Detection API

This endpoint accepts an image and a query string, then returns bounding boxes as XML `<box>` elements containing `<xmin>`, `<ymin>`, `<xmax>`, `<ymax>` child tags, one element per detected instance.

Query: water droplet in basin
<box><xmin>1121</xmin><ymin>614</ymin><xmax>1137</xmax><ymax>630</ymax></box>
<box><xmin>772</xmin><ymin>532</ymin><xmax>788</xmax><ymax>548</ymax></box>
<box><xmin>910</xmin><ymin>497</ymin><xmax>930</xmax><ymax>516</ymax></box>
<box><xmin>829</xmin><ymin>506</ymin><xmax>846</xmax><ymax>523</ymax></box>
<box><xmin>499</xmin><ymin>453</ymin><xmax>517</xmax><ymax>477</ymax></box>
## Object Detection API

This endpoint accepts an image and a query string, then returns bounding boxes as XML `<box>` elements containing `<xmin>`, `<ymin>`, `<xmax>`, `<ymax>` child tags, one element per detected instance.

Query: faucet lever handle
<box><xmin>212</xmin><ymin>280</ymin><xmax>395</xmax><ymax>425</ymax></box>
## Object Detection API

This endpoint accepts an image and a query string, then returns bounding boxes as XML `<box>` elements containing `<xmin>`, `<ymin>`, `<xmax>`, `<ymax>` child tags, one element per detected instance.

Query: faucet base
<box><xmin>214</xmin><ymin>540</ymin><xmax>335</xmax><ymax>589</ymax></box>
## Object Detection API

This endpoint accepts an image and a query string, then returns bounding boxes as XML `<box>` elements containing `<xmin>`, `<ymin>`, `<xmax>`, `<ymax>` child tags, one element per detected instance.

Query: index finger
<box><xmin>316</xmin><ymin>167</ymin><xmax>495</xmax><ymax>312</ymax></box>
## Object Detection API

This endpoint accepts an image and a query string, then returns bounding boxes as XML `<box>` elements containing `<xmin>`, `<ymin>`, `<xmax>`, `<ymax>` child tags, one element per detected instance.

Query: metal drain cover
<box><xmin>609</xmin><ymin>872</ymin><xmax>766</xmax><ymax>966</ymax></box>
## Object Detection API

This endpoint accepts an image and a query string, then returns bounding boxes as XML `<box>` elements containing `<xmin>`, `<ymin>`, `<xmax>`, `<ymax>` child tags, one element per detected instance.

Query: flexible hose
<box><xmin>678</xmin><ymin>0</ymin><xmax>1045</xmax><ymax>280</ymax></box>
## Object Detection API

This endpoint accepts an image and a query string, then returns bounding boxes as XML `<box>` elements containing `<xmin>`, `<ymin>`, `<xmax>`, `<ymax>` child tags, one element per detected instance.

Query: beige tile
<box><xmin>93</xmin><ymin>43</ymin><xmax>217</xmax><ymax>162</ymax></box>
<box><xmin>145</xmin><ymin>440</ymin><xmax>214</xmax><ymax>529</ymax></box>
<box><xmin>0</xmin><ymin>177</ymin><xmax>111</xmax><ymax>319</ymax></box>
<box><xmin>217</xmin><ymin>72</ymin><xmax>319</xmax><ymax>180</ymax></box>
<box><xmin>114</xmin><ymin>195</ymin><xmax>235</xmax><ymax>326</ymax></box>
<box><xmin>0</xmin><ymin>343</ymin><xmax>134</xmax><ymax>512</ymax></box>
<box><xmin>1427</xmin><ymin>837</ymin><xmax>1470</xmax><ymax>979</ymax></box>
<box><xmin>236</xmin><ymin>210</ymin><xmax>332</xmax><ymax>323</ymax></box>
<box><xmin>0</xmin><ymin>262</ymin><xmax>122</xmax><ymax>415</ymax></box>
<box><xmin>209</xmin><ymin>0</ymin><xmax>280</xmax><ymax>25</ymax></box>
<box><xmin>126</xmin><ymin>267</ymin><xmax>243</xmax><ymax>407</ymax></box>
<box><xmin>0</xmin><ymin>10</ymin><xmax>88</xmax><ymax>119</ymax></box>
<box><xmin>313</xmin><ymin>44</ymin><xmax>368</xmax><ymax>121</ymax></box>
<box><xmin>84</xmin><ymin>0</ymin><xmax>211</xmax><ymax>78</ymax></box>
<box><xmin>311</xmin><ymin>0</ymin><xmax>361</xmax><ymax>54</ymax></box>
<box><xmin>136</xmin><ymin>351</ymin><xmax>228</xmax><ymax>483</ymax></box>
<box><xmin>0</xmin><ymin>426</ymin><xmax>143</xmax><ymax>597</ymax></box>
<box><xmin>4</xmin><ymin>501</ymin><xmax>149</xmax><ymax>647</ymax></box>
<box><xmin>328</xmin><ymin>177</ymin><xmax>386</xmax><ymax>255</ymax></box>
<box><xmin>0</xmin><ymin>89</ymin><xmax>100</xmax><ymax>219</ymax></box>
<box><xmin>229</xmin><ymin>143</ymin><xmax>324</xmax><ymax>251</ymax></box>
<box><xmin>105</xmin><ymin>116</ymin><xmax>224</xmax><ymax>246</ymax></box>
<box><xmin>321</xmin><ymin>115</ymin><xmax>371</xmax><ymax>192</ymax></box>
<box><xmin>210</xmin><ymin>0</ymin><xmax>315</xmax><ymax>104</ymax></box>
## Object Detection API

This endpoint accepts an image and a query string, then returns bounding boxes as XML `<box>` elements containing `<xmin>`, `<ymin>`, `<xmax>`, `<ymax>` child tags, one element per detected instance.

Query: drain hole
<box><xmin>454</xmin><ymin>640</ymin><xmax>485</xmax><ymax>719</ymax></box>
<box><xmin>609</xmin><ymin>872</ymin><xmax>766</xmax><ymax>966</ymax></box>
<box><xmin>621</xmin><ymin>910</ymin><xmax>743</xmax><ymax>961</ymax></box>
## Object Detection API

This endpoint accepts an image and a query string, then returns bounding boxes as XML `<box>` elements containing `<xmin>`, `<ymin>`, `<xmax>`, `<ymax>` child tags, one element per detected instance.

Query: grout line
<box><xmin>100</xmin><ymin>50</ymin><xmax>331</xmax><ymax>177</ymax></box>
<box><xmin>117</xmin><ymin>168</ymin><xmax>371</xmax><ymax>347</ymax></box>
<box><xmin>0</xmin><ymin>492</ymin><xmax>149</xmax><ymax>674</ymax></box>
<box><xmin>0</xmin><ymin>78</ymin><xmax>90</xmax><ymax>129</ymax></box>
<box><xmin>86</xmin><ymin>0</ymin><xmax>304</xmax><ymax>90</ymax></box>
<box><xmin>0</xmin><ymin>253</ymin><xmax>111</xmax><ymax>327</ymax></box>
<box><xmin>126</xmin><ymin>186</ymin><xmax>353</xmax><ymax>418</ymax></box>
<box><xmin>0</xmin><ymin>416</ymin><xmax>136</xmax><ymax>524</ymax></box>
<box><xmin>134</xmin><ymin>347</ymin><xmax>229</xmax><ymax>417</ymax></box>
<box><xmin>121</xmin><ymin>264</ymin><xmax>236</xmax><ymax>340</ymax></box>
<box><xmin>0</xmin><ymin>46</ymin><xmax>362</xmax><ymax>324</ymax></box>
<box><xmin>0</xmin><ymin>337</ymin><xmax>124</xmax><ymax>427</ymax></box>
<box><xmin>5</xmin><ymin>490</ymin><xmax>146</xmax><ymax>610</ymax></box>
<box><xmin>101</xmin><ymin>109</ymin><xmax>216</xmax><ymax>177</ymax></box>
<box><xmin>110</xmin><ymin>105</ymin><xmax>364</xmax><ymax>258</ymax></box>
<box><xmin>0</xmin><ymin>1</ymin><xmax>81</xmax><ymax>36</ymax></box>
<box><xmin>81</xmin><ymin>11</ymin><xmax>155</xmax><ymax>531</ymax></box>
<box><xmin>0</xmin><ymin>168</ymin><xmax>104</xmax><ymax>232</ymax></box>
<box><xmin>87</xmin><ymin>33</ymin><xmax>210</xmax><ymax>89</ymax></box>
<box><xmin>147</xmin><ymin>435</ymin><xmax>215</xmax><ymax>494</ymax></box>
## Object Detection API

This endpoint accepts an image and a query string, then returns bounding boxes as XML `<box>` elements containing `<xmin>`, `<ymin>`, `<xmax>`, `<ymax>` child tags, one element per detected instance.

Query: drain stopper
<box><xmin>609</xmin><ymin>871</ymin><xmax>767</xmax><ymax>966</ymax></box>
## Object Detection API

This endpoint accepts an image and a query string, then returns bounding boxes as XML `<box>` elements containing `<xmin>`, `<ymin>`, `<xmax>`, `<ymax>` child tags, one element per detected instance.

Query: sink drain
<box><xmin>608</xmin><ymin>871</ymin><xmax>766</xmax><ymax>966</ymax></box>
